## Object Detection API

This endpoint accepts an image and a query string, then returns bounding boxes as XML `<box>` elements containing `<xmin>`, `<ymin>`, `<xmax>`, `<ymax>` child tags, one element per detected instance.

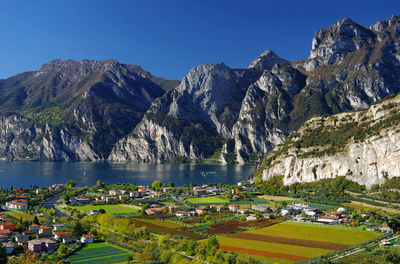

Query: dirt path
<box><xmin>122</xmin><ymin>204</ymin><xmax>141</xmax><ymax>210</ymax></box>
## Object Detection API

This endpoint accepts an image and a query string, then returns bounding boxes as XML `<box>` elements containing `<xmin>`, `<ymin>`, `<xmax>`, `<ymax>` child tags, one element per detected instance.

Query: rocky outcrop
<box><xmin>0</xmin><ymin>114</ymin><xmax>98</xmax><ymax>161</ymax></box>
<box><xmin>261</xmin><ymin>93</ymin><xmax>400</xmax><ymax>188</ymax></box>
<box><xmin>305</xmin><ymin>18</ymin><xmax>376</xmax><ymax>71</ymax></box>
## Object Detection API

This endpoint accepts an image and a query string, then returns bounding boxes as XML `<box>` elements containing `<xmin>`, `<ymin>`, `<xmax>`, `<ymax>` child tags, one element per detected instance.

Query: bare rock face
<box><xmin>248</xmin><ymin>50</ymin><xmax>287</xmax><ymax>71</ymax></box>
<box><xmin>109</xmin><ymin>63</ymin><xmax>255</xmax><ymax>162</ymax></box>
<box><xmin>0</xmin><ymin>114</ymin><xmax>98</xmax><ymax>161</ymax></box>
<box><xmin>261</xmin><ymin>93</ymin><xmax>400</xmax><ymax>188</ymax></box>
<box><xmin>305</xmin><ymin>18</ymin><xmax>376</xmax><ymax>71</ymax></box>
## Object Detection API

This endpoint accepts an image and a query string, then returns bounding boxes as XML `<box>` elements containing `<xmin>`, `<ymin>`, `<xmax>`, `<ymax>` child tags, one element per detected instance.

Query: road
<box><xmin>332</xmin><ymin>234</ymin><xmax>400</xmax><ymax>261</ymax></box>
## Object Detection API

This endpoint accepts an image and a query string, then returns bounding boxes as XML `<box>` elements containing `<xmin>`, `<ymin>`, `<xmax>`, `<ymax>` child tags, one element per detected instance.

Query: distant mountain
<box><xmin>259</xmin><ymin>91</ymin><xmax>400</xmax><ymax>188</ymax></box>
<box><xmin>2</xmin><ymin>14</ymin><xmax>400</xmax><ymax>162</ymax></box>
<box><xmin>0</xmin><ymin>59</ymin><xmax>179</xmax><ymax>160</ymax></box>
<box><xmin>110</xmin><ymin>15</ymin><xmax>400</xmax><ymax>163</ymax></box>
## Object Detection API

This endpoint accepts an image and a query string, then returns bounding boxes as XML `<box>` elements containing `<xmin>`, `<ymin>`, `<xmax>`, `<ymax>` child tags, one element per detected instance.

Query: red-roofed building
<box><xmin>39</xmin><ymin>226</ymin><xmax>52</xmax><ymax>237</ymax></box>
<box><xmin>29</xmin><ymin>224</ymin><xmax>40</xmax><ymax>232</ymax></box>
<box><xmin>229</xmin><ymin>204</ymin><xmax>240</xmax><ymax>212</ymax></box>
<box><xmin>0</xmin><ymin>223</ymin><xmax>14</xmax><ymax>231</ymax></box>
<box><xmin>0</xmin><ymin>230</ymin><xmax>11</xmax><ymax>237</ymax></box>
<box><xmin>5</xmin><ymin>200</ymin><xmax>28</xmax><ymax>210</ymax></box>
<box><xmin>145</xmin><ymin>208</ymin><xmax>164</xmax><ymax>215</ymax></box>
<box><xmin>54</xmin><ymin>231</ymin><xmax>71</xmax><ymax>240</ymax></box>
<box><xmin>80</xmin><ymin>234</ymin><xmax>95</xmax><ymax>243</ymax></box>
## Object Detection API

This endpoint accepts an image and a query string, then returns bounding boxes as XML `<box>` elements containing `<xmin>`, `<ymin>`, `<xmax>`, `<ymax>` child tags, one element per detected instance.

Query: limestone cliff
<box><xmin>260</xmin><ymin>93</ymin><xmax>400</xmax><ymax>188</ymax></box>
<box><xmin>0</xmin><ymin>114</ymin><xmax>98</xmax><ymax>161</ymax></box>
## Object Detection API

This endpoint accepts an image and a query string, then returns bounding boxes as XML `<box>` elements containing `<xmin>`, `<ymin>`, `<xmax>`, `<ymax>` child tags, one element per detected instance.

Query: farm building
<box><xmin>80</xmin><ymin>234</ymin><xmax>95</xmax><ymax>244</ymax></box>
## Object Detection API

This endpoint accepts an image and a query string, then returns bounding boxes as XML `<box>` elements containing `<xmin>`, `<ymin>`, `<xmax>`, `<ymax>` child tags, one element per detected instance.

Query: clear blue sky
<box><xmin>1</xmin><ymin>0</ymin><xmax>399</xmax><ymax>80</ymax></box>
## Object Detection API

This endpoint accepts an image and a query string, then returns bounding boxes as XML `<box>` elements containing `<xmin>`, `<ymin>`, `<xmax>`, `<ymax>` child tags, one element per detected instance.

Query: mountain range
<box><xmin>1</xmin><ymin>14</ymin><xmax>400</xmax><ymax>164</ymax></box>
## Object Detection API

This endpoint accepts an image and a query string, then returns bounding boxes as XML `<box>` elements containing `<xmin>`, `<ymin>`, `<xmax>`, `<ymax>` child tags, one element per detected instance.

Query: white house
<box><xmin>176</xmin><ymin>211</ymin><xmax>188</xmax><ymax>217</ymax></box>
<box><xmin>109</xmin><ymin>189</ymin><xmax>118</xmax><ymax>196</ymax></box>
<box><xmin>229</xmin><ymin>204</ymin><xmax>240</xmax><ymax>212</ymax></box>
<box><xmin>80</xmin><ymin>234</ymin><xmax>95</xmax><ymax>243</ymax></box>
<box><xmin>252</xmin><ymin>204</ymin><xmax>270</xmax><ymax>213</ymax></box>
<box><xmin>246</xmin><ymin>214</ymin><xmax>257</xmax><ymax>221</ymax></box>
<box><xmin>89</xmin><ymin>209</ymin><xmax>99</xmax><ymax>215</ymax></box>
<box><xmin>53</xmin><ymin>224</ymin><xmax>64</xmax><ymax>231</ymax></box>
<box><xmin>237</xmin><ymin>181</ymin><xmax>250</xmax><ymax>187</ymax></box>
<box><xmin>5</xmin><ymin>200</ymin><xmax>28</xmax><ymax>210</ymax></box>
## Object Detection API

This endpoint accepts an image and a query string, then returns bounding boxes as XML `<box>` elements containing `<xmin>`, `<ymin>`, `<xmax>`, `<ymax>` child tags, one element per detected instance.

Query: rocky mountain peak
<box><xmin>370</xmin><ymin>14</ymin><xmax>400</xmax><ymax>32</ymax></box>
<box><xmin>36</xmin><ymin>58</ymin><xmax>122</xmax><ymax>83</ymax></box>
<box><xmin>248</xmin><ymin>49</ymin><xmax>287</xmax><ymax>71</ymax></box>
<box><xmin>305</xmin><ymin>17</ymin><xmax>376</xmax><ymax>71</ymax></box>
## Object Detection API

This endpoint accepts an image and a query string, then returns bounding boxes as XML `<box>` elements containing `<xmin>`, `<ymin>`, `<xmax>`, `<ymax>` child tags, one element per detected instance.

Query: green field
<box><xmin>67</xmin><ymin>243</ymin><xmax>134</xmax><ymax>264</ymax></box>
<box><xmin>76</xmin><ymin>204</ymin><xmax>140</xmax><ymax>217</ymax></box>
<box><xmin>185</xmin><ymin>195</ymin><xmax>227</xmax><ymax>204</ymax></box>
<box><xmin>214</xmin><ymin>222</ymin><xmax>382</xmax><ymax>263</ymax></box>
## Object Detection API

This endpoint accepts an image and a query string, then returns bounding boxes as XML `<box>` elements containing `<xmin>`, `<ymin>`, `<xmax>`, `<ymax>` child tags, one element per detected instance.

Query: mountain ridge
<box><xmin>110</xmin><ymin>14</ymin><xmax>400</xmax><ymax>163</ymax></box>
<box><xmin>1</xmin><ymin>14</ymin><xmax>400</xmax><ymax>163</ymax></box>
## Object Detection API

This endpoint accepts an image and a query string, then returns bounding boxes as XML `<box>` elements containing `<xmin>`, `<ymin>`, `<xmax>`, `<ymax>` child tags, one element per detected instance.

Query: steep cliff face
<box><xmin>260</xmin><ymin>93</ymin><xmax>400</xmax><ymax>188</ymax></box>
<box><xmin>109</xmin><ymin>63</ymin><xmax>258</xmax><ymax>162</ymax></box>
<box><xmin>111</xmin><ymin>15</ymin><xmax>400</xmax><ymax>163</ymax></box>
<box><xmin>0</xmin><ymin>59</ymin><xmax>178</xmax><ymax>160</ymax></box>
<box><xmin>0</xmin><ymin>114</ymin><xmax>98</xmax><ymax>161</ymax></box>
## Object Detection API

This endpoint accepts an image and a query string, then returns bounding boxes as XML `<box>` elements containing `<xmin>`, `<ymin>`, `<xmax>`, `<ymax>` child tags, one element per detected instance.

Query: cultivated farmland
<box><xmin>76</xmin><ymin>204</ymin><xmax>140</xmax><ymax>217</ymax></box>
<box><xmin>67</xmin><ymin>242</ymin><xmax>134</xmax><ymax>264</ymax></box>
<box><xmin>215</xmin><ymin>222</ymin><xmax>382</xmax><ymax>263</ymax></box>
<box><xmin>131</xmin><ymin>218</ymin><xmax>206</xmax><ymax>240</ymax></box>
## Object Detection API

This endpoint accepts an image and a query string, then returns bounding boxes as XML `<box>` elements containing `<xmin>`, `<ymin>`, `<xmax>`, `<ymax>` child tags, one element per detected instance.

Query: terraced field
<box><xmin>67</xmin><ymin>243</ymin><xmax>134</xmax><ymax>264</ymax></box>
<box><xmin>215</xmin><ymin>222</ymin><xmax>382</xmax><ymax>263</ymax></box>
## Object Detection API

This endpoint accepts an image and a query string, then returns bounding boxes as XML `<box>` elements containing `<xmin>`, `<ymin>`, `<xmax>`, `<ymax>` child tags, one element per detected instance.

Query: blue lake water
<box><xmin>0</xmin><ymin>161</ymin><xmax>257</xmax><ymax>188</ymax></box>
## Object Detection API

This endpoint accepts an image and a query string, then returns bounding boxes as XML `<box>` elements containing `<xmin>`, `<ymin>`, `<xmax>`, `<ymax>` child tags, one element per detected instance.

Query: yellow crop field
<box><xmin>217</xmin><ymin>236</ymin><xmax>332</xmax><ymax>258</ymax></box>
<box><xmin>213</xmin><ymin>221</ymin><xmax>382</xmax><ymax>263</ymax></box>
<box><xmin>246</xmin><ymin>222</ymin><xmax>381</xmax><ymax>245</ymax></box>
<box><xmin>134</xmin><ymin>218</ymin><xmax>184</xmax><ymax>229</ymax></box>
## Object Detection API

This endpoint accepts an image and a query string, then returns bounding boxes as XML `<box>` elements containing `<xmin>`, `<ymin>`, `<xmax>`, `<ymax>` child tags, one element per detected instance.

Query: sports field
<box><xmin>67</xmin><ymin>242</ymin><xmax>135</xmax><ymax>264</ymax></box>
<box><xmin>77</xmin><ymin>204</ymin><xmax>140</xmax><ymax>217</ymax></box>
<box><xmin>215</xmin><ymin>222</ymin><xmax>382</xmax><ymax>263</ymax></box>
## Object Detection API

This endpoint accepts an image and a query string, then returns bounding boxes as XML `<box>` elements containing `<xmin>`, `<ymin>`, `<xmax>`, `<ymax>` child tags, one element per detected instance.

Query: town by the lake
<box><xmin>0</xmin><ymin>175</ymin><xmax>399</xmax><ymax>264</ymax></box>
